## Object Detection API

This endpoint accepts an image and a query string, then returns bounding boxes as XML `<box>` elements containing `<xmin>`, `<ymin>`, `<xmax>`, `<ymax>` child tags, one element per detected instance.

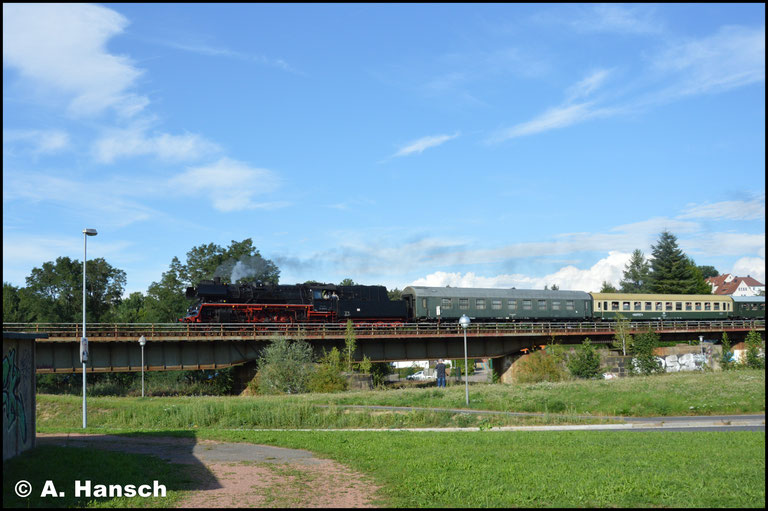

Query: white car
<box><xmin>406</xmin><ymin>370</ymin><xmax>435</xmax><ymax>381</ymax></box>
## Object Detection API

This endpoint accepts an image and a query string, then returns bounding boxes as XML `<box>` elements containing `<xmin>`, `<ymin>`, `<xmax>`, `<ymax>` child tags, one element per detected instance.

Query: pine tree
<box><xmin>620</xmin><ymin>249</ymin><xmax>651</xmax><ymax>293</ymax></box>
<box><xmin>648</xmin><ymin>231</ymin><xmax>696</xmax><ymax>294</ymax></box>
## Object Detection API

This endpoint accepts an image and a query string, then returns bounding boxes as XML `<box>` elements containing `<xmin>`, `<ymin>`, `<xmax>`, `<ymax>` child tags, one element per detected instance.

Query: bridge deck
<box><xmin>4</xmin><ymin>320</ymin><xmax>764</xmax><ymax>343</ymax></box>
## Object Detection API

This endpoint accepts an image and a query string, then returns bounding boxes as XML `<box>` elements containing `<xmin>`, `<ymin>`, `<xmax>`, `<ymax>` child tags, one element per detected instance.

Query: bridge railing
<box><xmin>3</xmin><ymin>319</ymin><xmax>764</xmax><ymax>340</ymax></box>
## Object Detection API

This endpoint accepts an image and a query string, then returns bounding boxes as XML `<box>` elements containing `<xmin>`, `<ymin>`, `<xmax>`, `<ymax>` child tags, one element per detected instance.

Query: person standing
<box><xmin>435</xmin><ymin>359</ymin><xmax>447</xmax><ymax>388</ymax></box>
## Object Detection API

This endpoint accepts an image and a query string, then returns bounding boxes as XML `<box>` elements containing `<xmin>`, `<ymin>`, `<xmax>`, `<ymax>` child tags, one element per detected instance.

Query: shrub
<box><xmin>257</xmin><ymin>336</ymin><xmax>314</xmax><ymax>394</ymax></box>
<box><xmin>567</xmin><ymin>338</ymin><xmax>602</xmax><ymax>379</ymax></box>
<box><xmin>720</xmin><ymin>332</ymin><xmax>734</xmax><ymax>370</ymax></box>
<box><xmin>515</xmin><ymin>350</ymin><xmax>567</xmax><ymax>383</ymax></box>
<box><xmin>631</xmin><ymin>327</ymin><xmax>664</xmax><ymax>376</ymax></box>
<box><xmin>307</xmin><ymin>347</ymin><xmax>347</xmax><ymax>393</ymax></box>
<box><xmin>743</xmin><ymin>330</ymin><xmax>765</xmax><ymax>370</ymax></box>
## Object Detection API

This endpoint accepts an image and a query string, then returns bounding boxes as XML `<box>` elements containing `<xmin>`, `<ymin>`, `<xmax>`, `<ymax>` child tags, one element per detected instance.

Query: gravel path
<box><xmin>36</xmin><ymin>433</ymin><xmax>380</xmax><ymax>508</ymax></box>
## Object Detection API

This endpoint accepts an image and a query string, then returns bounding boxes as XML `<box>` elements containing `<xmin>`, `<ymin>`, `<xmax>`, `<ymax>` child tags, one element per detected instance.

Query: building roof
<box><xmin>706</xmin><ymin>274</ymin><xmax>765</xmax><ymax>295</ymax></box>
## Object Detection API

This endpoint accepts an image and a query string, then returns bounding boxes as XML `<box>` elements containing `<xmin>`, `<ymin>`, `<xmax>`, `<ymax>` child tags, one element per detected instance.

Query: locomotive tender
<box><xmin>180</xmin><ymin>279</ymin><xmax>765</xmax><ymax>324</ymax></box>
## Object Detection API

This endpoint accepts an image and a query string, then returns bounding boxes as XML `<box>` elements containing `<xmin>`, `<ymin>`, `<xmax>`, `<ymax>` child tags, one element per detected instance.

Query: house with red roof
<box><xmin>706</xmin><ymin>274</ymin><xmax>765</xmax><ymax>296</ymax></box>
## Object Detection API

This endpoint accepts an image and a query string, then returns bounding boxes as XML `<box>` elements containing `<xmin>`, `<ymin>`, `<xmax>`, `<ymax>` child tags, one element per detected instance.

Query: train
<box><xmin>179</xmin><ymin>278</ymin><xmax>765</xmax><ymax>324</ymax></box>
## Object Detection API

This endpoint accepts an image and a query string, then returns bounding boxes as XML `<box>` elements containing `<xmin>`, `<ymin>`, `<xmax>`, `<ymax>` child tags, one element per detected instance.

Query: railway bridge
<box><xmin>5</xmin><ymin>320</ymin><xmax>763</xmax><ymax>378</ymax></box>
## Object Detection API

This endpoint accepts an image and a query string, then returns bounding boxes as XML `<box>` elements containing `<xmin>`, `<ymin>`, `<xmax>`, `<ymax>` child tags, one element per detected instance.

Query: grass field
<box><xmin>5</xmin><ymin>369</ymin><xmax>765</xmax><ymax>508</ymax></box>
<box><xmin>36</xmin><ymin>370</ymin><xmax>764</xmax><ymax>431</ymax></box>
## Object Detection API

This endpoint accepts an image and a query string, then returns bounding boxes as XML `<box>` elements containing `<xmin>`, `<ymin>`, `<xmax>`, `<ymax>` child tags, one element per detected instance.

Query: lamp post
<box><xmin>82</xmin><ymin>228</ymin><xmax>97</xmax><ymax>428</ymax></box>
<box><xmin>459</xmin><ymin>314</ymin><xmax>471</xmax><ymax>405</ymax></box>
<box><xmin>139</xmin><ymin>335</ymin><xmax>147</xmax><ymax>397</ymax></box>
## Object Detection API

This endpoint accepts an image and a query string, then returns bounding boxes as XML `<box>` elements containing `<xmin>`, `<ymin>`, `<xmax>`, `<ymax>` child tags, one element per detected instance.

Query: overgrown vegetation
<box><xmin>566</xmin><ymin>338</ymin><xmax>602</xmax><ymax>379</ymax></box>
<box><xmin>744</xmin><ymin>330</ymin><xmax>765</xmax><ymax>370</ymax></box>
<box><xmin>256</xmin><ymin>336</ymin><xmax>314</xmax><ymax>394</ymax></box>
<box><xmin>630</xmin><ymin>327</ymin><xmax>664</xmax><ymax>375</ymax></box>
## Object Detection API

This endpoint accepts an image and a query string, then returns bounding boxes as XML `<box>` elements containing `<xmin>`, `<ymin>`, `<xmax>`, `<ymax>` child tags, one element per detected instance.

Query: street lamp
<box><xmin>139</xmin><ymin>336</ymin><xmax>147</xmax><ymax>397</ymax></box>
<box><xmin>459</xmin><ymin>314</ymin><xmax>471</xmax><ymax>405</ymax></box>
<box><xmin>82</xmin><ymin>228</ymin><xmax>97</xmax><ymax>428</ymax></box>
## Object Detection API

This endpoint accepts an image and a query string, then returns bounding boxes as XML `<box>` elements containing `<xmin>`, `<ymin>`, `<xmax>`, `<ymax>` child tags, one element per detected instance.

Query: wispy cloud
<box><xmin>168</xmin><ymin>157</ymin><xmax>287</xmax><ymax>212</ymax></box>
<box><xmin>490</xmin><ymin>23</ymin><xmax>764</xmax><ymax>143</ymax></box>
<box><xmin>3</xmin><ymin>171</ymin><xmax>162</xmax><ymax>228</ymax></box>
<box><xmin>3</xmin><ymin>3</ymin><xmax>147</xmax><ymax>118</ymax></box>
<box><xmin>651</xmin><ymin>25</ymin><xmax>765</xmax><ymax>98</ymax></box>
<box><xmin>159</xmin><ymin>39</ymin><xmax>301</xmax><ymax>74</ymax></box>
<box><xmin>678</xmin><ymin>196</ymin><xmax>765</xmax><ymax>221</ymax></box>
<box><xmin>568</xmin><ymin>4</ymin><xmax>664</xmax><ymax>35</ymax></box>
<box><xmin>393</xmin><ymin>132</ymin><xmax>460</xmax><ymax>157</ymax></box>
<box><xmin>92</xmin><ymin>119</ymin><xmax>221</xmax><ymax>164</ymax></box>
<box><xmin>3</xmin><ymin>129</ymin><xmax>70</xmax><ymax>155</ymax></box>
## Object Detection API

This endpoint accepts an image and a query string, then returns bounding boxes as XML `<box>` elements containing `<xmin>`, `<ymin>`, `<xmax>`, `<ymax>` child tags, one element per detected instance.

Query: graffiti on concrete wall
<box><xmin>2</xmin><ymin>348</ymin><xmax>28</xmax><ymax>443</ymax></box>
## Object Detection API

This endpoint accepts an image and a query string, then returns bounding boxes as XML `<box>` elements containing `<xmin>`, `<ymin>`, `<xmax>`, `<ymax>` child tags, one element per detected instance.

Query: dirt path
<box><xmin>36</xmin><ymin>433</ymin><xmax>381</xmax><ymax>508</ymax></box>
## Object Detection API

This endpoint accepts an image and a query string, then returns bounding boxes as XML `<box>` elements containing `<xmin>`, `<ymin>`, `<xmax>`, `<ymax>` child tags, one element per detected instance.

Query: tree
<box><xmin>344</xmin><ymin>320</ymin><xmax>357</xmax><ymax>371</ymax></box>
<box><xmin>612</xmin><ymin>313</ymin><xmax>633</xmax><ymax>356</ymax></box>
<box><xmin>256</xmin><ymin>336</ymin><xmax>314</xmax><ymax>394</ymax></box>
<box><xmin>182</xmin><ymin>239</ymin><xmax>279</xmax><ymax>285</ymax></box>
<box><xmin>144</xmin><ymin>256</ymin><xmax>190</xmax><ymax>322</ymax></box>
<box><xmin>686</xmin><ymin>257</ymin><xmax>712</xmax><ymax>294</ymax></box>
<box><xmin>22</xmin><ymin>256</ymin><xmax>126</xmax><ymax>322</ymax></box>
<box><xmin>111</xmin><ymin>292</ymin><xmax>149</xmax><ymax>323</ymax></box>
<box><xmin>620</xmin><ymin>249</ymin><xmax>651</xmax><ymax>293</ymax></box>
<box><xmin>743</xmin><ymin>330</ymin><xmax>765</xmax><ymax>370</ymax></box>
<box><xmin>387</xmin><ymin>288</ymin><xmax>402</xmax><ymax>301</ymax></box>
<box><xmin>339</xmin><ymin>278</ymin><xmax>356</xmax><ymax>286</ymax></box>
<box><xmin>720</xmin><ymin>332</ymin><xmax>734</xmax><ymax>370</ymax></box>
<box><xmin>630</xmin><ymin>327</ymin><xmax>663</xmax><ymax>375</ymax></box>
<box><xmin>697</xmin><ymin>265</ymin><xmax>719</xmax><ymax>280</ymax></box>
<box><xmin>600</xmin><ymin>281</ymin><xmax>618</xmax><ymax>293</ymax></box>
<box><xmin>648</xmin><ymin>231</ymin><xmax>705</xmax><ymax>294</ymax></box>
<box><xmin>567</xmin><ymin>338</ymin><xmax>602</xmax><ymax>379</ymax></box>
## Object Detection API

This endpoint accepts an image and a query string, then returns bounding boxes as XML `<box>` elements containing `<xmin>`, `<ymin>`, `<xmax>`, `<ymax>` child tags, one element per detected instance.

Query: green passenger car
<box><xmin>591</xmin><ymin>293</ymin><xmax>732</xmax><ymax>321</ymax></box>
<box><xmin>731</xmin><ymin>296</ymin><xmax>765</xmax><ymax>319</ymax></box>
<box><xmin>401</xmin><ymin>286</ymin><xmax>592</xmax><ymax>321</ymax></box>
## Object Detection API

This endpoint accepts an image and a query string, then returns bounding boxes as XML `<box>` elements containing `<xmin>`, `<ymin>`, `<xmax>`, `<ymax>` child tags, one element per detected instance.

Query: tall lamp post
<box><xmin>459</xmin><ymin>314</ymin><xmax>471</xmax><ymax>405</ymax></box>
<box><xmin>139</xmin><ymin>335</ymin><xmax>147</xmax><ymax>397</ymax></box>
<box><xmin>82</xmin><ymin>228</ymin><xmax>97</xmax><ymax>428</ymax></box>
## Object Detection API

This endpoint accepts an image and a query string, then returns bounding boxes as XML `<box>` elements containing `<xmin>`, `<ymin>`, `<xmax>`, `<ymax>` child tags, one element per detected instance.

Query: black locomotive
<box><xmin>180</xmin><ymin>277</ymin><xmax>407</xmax><ymax>323</ymax></box>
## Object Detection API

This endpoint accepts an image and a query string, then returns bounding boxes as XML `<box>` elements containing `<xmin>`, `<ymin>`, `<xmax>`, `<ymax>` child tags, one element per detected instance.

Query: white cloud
<box><xmin>730</xmin><ymin>257</ymin><xmax>766</xmax><ymax>283</ymax></box>
<box><xmin>3</xmin><ymin>129</ymin><xmax>70</xmax><ymax>154</ymax></box>
<box><xmin>410</xmin><ymin>251</ymin><xmax>632</xmax><ymax>293</ymax></box>
<box><xmin>393</xmin><ymin>132</ymin><xmax>459</xmax><ymax>157</ymax></box>
<box><xmin>3</xmin><ymin>171</ymin><xmax>161</xmax><ymax>228</ymax></box>
<box><xmin>569</xmin><ymin>4</ymin><xmax>664</xmax><ymax>35</ymax></box>
<box><xmin>93</xmin><ymin>122</ymin><xmax>221</xmax><ymax>163</ymax></box>
<box><xmin>566</xmin><ymin>69</ymin><xmax>613</xmax><ymax>102</ymax></box>
<box><xmin>678</xmin><ymin>196</ymin><xmax>765</xmax><ymax>221</ymax></box>
<box><xmin>489</xmin><ymin>102</ymin><xmax>619</xmax><ymax>142</ymax></box>
<box><xmin>652</xmin><ymin>25</ymin><xmax>765</xmax><ymax>98</ymax></box>
<box><xmin>169</xmin><ymin>157</ymin><xmax>285</xmax><ymax>212</ymax></box>
<box><xmin>3</xmin><ymin>3</ymin><xmax>146</xmax><ymax>117</ymax></box>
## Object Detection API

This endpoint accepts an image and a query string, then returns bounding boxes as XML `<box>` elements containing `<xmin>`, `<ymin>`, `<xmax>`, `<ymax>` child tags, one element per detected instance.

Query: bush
<box><xmin>720</xmin><ymin>332</ymin><xmax>734</xmax><ymax>370</ymax></box>
<box><xmin>631</xmin><ymin>327</ymin><xmax>664</xmax><ymax>376</ymax></box>
<box><xmin>515</xmin><ymin>350</ymin><xmax>567</xmax><ymax>383</ymax></box>
<box><xmin>257</xmin><ymin>336</ymin><xmax>314</xmax><ymax>394</ymax></box>
<box><xmin>567</xmin><ymin>338</ymin><xmax>602</xmax><ymax>379</ymax></box>
<box><xmin>743</xmin><ymin>330</ymin><xmax>765</xmax><ymax>370</ymax></box>
<box><xmin>307</xmin><ymin>347</ymin><xmax>347</xmax><ymax>393</ymax></box>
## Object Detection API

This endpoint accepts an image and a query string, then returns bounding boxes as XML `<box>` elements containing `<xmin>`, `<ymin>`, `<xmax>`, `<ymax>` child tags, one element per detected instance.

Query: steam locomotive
<box><xmin>180</xmin><ymin>278</ymin><xmax>407</xmax><ymax>323</ymax></box>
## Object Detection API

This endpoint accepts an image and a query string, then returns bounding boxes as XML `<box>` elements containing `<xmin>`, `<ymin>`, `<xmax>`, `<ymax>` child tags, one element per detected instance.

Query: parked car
<box><xmin>406</xmin><ymin>370</ymin><xmax>435</xmax><ymax>381</ymax></box>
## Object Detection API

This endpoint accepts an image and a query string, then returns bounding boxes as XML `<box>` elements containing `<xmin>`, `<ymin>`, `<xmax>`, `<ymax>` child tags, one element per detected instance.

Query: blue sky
<box><xmin>3</xmin><ymin>3</ymin><xmax>765</xmax><ymax>296</ymax></box>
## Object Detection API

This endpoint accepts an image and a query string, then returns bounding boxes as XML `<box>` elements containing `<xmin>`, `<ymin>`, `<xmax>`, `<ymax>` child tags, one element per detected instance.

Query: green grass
<box><xmin>37</xmin><ymin>370</ymin><xmax>764</xmax><ymax>432</ymax></box>
<box><xmin>188</xmin><ymin>429</ymin><xmax>764</xmax><ymax>508</ymax></box>
<box><xmin>2</xmin><ymin>445</ymin><xmax>192</xmax><ymax>508</ymax></box>
<box><xmin>19</xmin><ymin>369</ymin><xmax>766</xmax><ymax>507</ymax></box>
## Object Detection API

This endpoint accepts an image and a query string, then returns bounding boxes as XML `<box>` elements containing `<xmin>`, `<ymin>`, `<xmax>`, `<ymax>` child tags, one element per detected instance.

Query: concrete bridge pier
<box><xmin>232</xmin><ymin>361</ymin><xmax>259</xmax><ymax>394</ymax></box>
<box><xmin>492</xmin><ymin>352</ymin><xmax>528</xmax><ymax>384</ymax></box>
